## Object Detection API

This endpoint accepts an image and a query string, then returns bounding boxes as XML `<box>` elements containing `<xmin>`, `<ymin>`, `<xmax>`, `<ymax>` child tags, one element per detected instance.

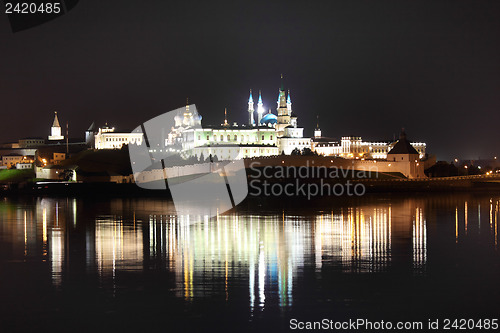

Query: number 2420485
<box><xmin>5</xmin><ymin>2</ymin><xmax>61</xmax><ymax>14</ymax></box>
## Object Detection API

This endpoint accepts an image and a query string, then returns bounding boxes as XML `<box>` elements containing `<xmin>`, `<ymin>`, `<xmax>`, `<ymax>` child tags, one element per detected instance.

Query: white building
<box><xmin>93</xmin><ymin>124</ymin><xmax>144</xmax><ymax>149</ymax></box>
<box><xmin>2</xmin><ymin>154</ymin><xmax>33</xmax><ymax>168</ymax></box>
<box><xmin>312</xmin><ymin>135</ymin><xmax>426</xmax><ymax>160</ymax></box>
<box><xmin>171</xmin><ymin>78</ymin><xmax>309</xmax><ymax>159</ymax></box>
<box><xmin>48</xmin><ymin>112</ymin><xmax>64</xmax><ymax>141</ymax></box>
<box><xmin>16</xmin><ymin>162</ymin><xmax>33</xmax><ymax>169</ymax></box>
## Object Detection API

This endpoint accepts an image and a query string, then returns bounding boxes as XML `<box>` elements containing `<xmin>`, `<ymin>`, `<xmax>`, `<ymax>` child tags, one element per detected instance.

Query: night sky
<box><xmin>1</xmin><ymin>0</ymin><xmax>499</xmax><ymax>161</ymax></box>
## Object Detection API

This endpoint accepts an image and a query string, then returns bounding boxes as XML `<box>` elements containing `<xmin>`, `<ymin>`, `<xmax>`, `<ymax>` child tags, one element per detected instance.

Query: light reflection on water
<box><xmin>0</xmin><ymin>195</ymin><xmax>499</xmax><ymax>314</ymax></box>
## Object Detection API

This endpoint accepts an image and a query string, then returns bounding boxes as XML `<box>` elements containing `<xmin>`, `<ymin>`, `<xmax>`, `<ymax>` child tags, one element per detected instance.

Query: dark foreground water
<box><xmin>0</xmin><ymin>193</ymin><xmax>499</xmax><ymax>332</ymax></box>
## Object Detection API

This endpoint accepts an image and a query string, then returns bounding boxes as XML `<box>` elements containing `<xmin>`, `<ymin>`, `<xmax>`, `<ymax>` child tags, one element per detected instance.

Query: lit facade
<box><xmin>87</xmin><ymin>78</ymin><xmax>427</xmax><ymax>163</ymax></box>
<box><xmin>312</xmin><ymin>136</ymin><xmax>426</xmax><ymax>160</ymax></box>
<box><xmin>93</xmin><ymin>125</ymin><xmax>143</xmax><ymax>149</ymax></box>
<box><xmin>170</xmin><ymin>79</ymin><xmax>309</xmax><ymax>159</ymax></box>
<box><xmin>48</xmin><ymin>112</ymin><xmax>64</xmax><ymax>141</ymax></box>
<box><xmin>2</xmin><ymin>154</ymin><xmax>25</xmax><ymax>168</ymax></box>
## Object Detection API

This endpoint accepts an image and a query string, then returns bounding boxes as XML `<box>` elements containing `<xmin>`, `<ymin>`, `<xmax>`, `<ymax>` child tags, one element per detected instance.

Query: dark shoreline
<box><xmin>1</xmin><ymin>175</ymin><xmax>499</xmax><ymax>199</ymax></box>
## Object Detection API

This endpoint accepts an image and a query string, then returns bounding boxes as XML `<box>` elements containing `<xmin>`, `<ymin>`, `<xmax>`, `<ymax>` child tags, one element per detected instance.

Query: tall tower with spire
<box><xmin>223</xmin><ymin>107</ymin><xmax>229</xmax><ymax>127</ymax></box>
<box><xmin>314</xmin><ymin>115</ymin><xmax>322</xmax><ymax>138</ymax></box>
<box><xmin>287</xmin><ymin>90</ymin><xmax>292</xmax><ymax>112</ymax></box>
<box><xmin>276</xmin><ymin>74</ymin><xmax>291</xmax><ymax>135</ymax></box>
<box><xmin>248</xmin><ymin>89</ymin><xmax>255</xmax><ymax>126</ymax></box>
<box><xmin>48</xmin><ymin>111</ymin><xmax>64</xmax><ymax>141</ymax></box>
<box><xmin>257</xmin><ymin>90</ymin><xmax>264</xmax><ymax>125</ymax></box>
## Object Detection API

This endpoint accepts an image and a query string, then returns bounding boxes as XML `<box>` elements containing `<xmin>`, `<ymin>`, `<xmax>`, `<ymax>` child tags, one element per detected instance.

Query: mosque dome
<box><xmin>260</xmin><ymin>113</ymin><xmax>277</xmax><ymax>125</ymax></box>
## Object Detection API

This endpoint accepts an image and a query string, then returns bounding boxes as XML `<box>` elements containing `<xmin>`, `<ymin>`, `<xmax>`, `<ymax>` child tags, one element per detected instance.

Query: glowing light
<box><xmin>465</xmin><ymin>202</ymin><xmax>468</xmax><ymax>235</ymax></box>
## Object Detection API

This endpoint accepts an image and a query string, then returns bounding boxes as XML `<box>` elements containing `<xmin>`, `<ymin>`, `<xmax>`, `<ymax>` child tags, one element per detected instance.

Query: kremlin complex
<box><xmin>0</xmin><ymin>77</ymin><xmax>431</xmax><ymax>180</ymax></box>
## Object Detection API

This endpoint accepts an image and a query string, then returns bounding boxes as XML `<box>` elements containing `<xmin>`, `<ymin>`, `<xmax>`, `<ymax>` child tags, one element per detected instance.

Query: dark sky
<box><xmin>1</xmin><ymin>0</ymin><xmax>499</xmax><ymax>160</ymax></box>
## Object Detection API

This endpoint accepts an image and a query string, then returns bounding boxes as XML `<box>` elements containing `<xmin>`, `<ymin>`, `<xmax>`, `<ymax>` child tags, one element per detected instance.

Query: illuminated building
<box><xmin>174</xmin><ymin>77</ymin><xmax>309</xmax><ymax>158</ymax></box>
<box><xmin>92</xmin><ymin>123</ymin><xmax>143</xmax><ymax>149</ymax></box>
<box><xmin>85</xmin><ymin>76</ymin><xmax>427</xmax><ymax>165</ymax></box>
<box><xmin>312</xmin><ymin>135</ymin><xmax>426</xmax><ymax>160</ymax></box>
<box><xmin>48</xmin><ymin>111</ymin><xmax>64</xmax><ymax>141</ymax></box>
<box><xmin>1</xmin><ymin>153</ymin><xmax>25</xmax><ymax>168</ymax></box>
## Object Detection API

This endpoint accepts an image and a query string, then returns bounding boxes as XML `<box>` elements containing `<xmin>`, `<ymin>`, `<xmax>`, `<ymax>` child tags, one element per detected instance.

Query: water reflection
<box><xmin>95</xmin><ymin>216</ymin><xmax>143</xmax><ymax>280</ymax></box>
<box><xmin>0</xmin><ymin>195</ymin><xmax>499</xmax><ymax>310</ymax></box>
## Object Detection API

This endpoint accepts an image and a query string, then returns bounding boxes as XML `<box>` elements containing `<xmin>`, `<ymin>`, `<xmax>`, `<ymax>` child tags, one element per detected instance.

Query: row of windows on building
<box><xmin>198</xmin><ymin>134</ymin><xmax>274</xmax><ymax>142</ymax></box>
<box><xmin>20</xmin><ymin>139</ymin><xmax>44</xmax><ymax>145</ymax></box>
<box><xmin>284</xmin><ymin>140</ymin><xmax>310</xmax><ymax>146</ymax></box>
<box><xmin>202</xmin><ymin>149</ymin><xmax>274</xmax><ymax>155</ymax></box>
<box><xmin>105</xmin><ymin>137</ymin><xmax>128</xmax><ymax>142</ymax></box>
<box><xmin>103</xmin><ymin>137</ymin><xmax>141</xmax><ymax>144</ymax></box>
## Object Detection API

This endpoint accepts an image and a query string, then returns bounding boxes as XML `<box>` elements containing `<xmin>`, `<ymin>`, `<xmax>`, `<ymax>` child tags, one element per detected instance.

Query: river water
<box><xmin>0</xmin><ymin>193</ymin><xmax>499</xmax><ymax>332</ymax></box>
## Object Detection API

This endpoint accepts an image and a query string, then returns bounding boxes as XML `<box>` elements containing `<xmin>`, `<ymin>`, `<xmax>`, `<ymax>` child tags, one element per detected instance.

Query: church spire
<box><xmin>314</xmin><ymin>115</ymin><xmax>322</xmax><ymax>138</ymax></box>
<box><xmin>52</xmin><ymin>111</ymin><xmax>60</xmax><ymax>127</ymax></box>
<box><xmin>400</xmin><ymin>127</ymin><xmax>407</xmax><ymax>140</ymax></box>
<box><xmin>224</xmin><ymin>108</ymin><xmax>228</xmax><ymax>127</ymax></box>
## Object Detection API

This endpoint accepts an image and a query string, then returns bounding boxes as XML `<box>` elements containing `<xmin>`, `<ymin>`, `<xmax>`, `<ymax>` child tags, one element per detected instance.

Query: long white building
<box><xmin>312</xmin><ymin>135</ymin><xmax>426</xmax><ymax>160</ymax></box>
<box><xmin>92</xmin><ymin>124</ymin><xmax>143</xmax><ymax>149</ymax></box>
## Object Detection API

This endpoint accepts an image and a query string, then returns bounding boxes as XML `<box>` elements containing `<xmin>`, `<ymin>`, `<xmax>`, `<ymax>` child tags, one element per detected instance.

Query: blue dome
<box><xmin>260</xmin><ymin>113</ymin><xmax>278</xmax><ymax>125</ymax></box>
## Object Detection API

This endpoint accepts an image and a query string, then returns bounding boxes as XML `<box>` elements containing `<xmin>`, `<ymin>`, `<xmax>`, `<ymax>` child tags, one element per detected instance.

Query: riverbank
<box><xmin>1</xmin><ymin>173</ymin><xmax>499</xmax><ymax>198</ymax></box>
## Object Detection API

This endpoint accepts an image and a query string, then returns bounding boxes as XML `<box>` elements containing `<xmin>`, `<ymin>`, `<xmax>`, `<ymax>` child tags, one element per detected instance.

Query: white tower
<box><xmin>287</xmin><ymin>89</ymin><xmax>292</xmax><ymax>113</ymax></box>
<box><xmin>314</xmin><ymin>115</ymin><xmax>322</xmax><ymax>138</ymax></box>
<box><xmin>276</xmin><ymin>76</ymin><xmax>290</xmax><ymax>127</ymax></box>
<box><xmin>248</xmin><ymin>89</ymin><xmax>255</xmax><ymax>126</ymax></box>
<box><xmin>48</xmin><ymin>111</ymin><xmax>64</xmax><ymax>141</ymax></box>
<box><xmin>257</xmin><ymin>90</ymin><xmax>264</xmax><ymax>125</ymax></box>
